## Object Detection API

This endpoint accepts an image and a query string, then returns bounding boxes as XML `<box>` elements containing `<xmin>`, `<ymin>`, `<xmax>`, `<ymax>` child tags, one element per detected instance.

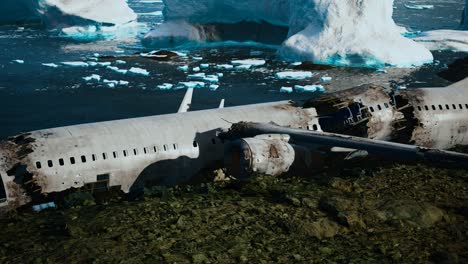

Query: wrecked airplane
<box><xmin>0</xmin><ymin>78</ymin><xmax>467</xmax><ymax>212</ymax></box>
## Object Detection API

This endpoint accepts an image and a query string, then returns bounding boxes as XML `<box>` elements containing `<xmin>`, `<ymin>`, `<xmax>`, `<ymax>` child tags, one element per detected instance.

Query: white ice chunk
<box><xmin>192</xmin><ymin>56</ymin><xmax>203</xmax><ymax>61</ymax></box>
<box><xmin>294</xmin><ymin>85</ymin><xmax>325</xmax><ymax>93</ymax></box>
<box><xmin>216</xmin><ymin>73</ymin><xmax>224</xmax><ymax>78</ymax></box>
<box><xmin>188</xmin><ymin>73</ymin><xmax>206</xmax><ymax>80</ymax></box>
<box><xmin>116</xmin><ymin>60</ymin><xmax>127</xmax><ymax>64</ymax></box>
<box><xmin>13</xmin><ymin>60</ymin><xmax>24</xmax><ymax>64</ymax></box>
<box><xmin>103</xmin><ymin>79</ymin><xmax>119</xmax><ymax>88</ymax></box>
<box><xmin>411</xmin><ymin>30</ymin><xmax>468</xmax><ymax>52</ymax></box>
<box><xmin>177</xmin><ymin>65</ymin><xmax>189</xmax><ymax>72</ymax></box>
<box><xmin>83</xmin><ymin>74</ymin><xmax>101</xmax><ymax>82</ymax></box>
<box><xmin>128</xmin><ymin>67</ymin><xmax>150</xmax><ymax>76</ymax></box>
<box><xmin>193</xmin><ymin>67</ymin><xmax>201</xmax><ymax>72</ymax></box>
<box><xmin>158</xmin><ymin>83</ymin><xmax>174</xmax><ymax>90</ymax></box>
<box><xmin>188</xmin><ymin>73</ymin><xmax>219</xmax><ymax>83</ymax></box>
<box><xmin>235</xmin><ymin>64</ymin><xmax>252</xmax><ymax>70</ymax></box>
<box><xmin>203</xmin><ymin>75</ymin><xmax>219</xmax><ymax>83</ymax></box>
<box><xmin>280</xmin><ymin>87</ymin><xmax>293</xmax><ymax>93</ymax></box>
<box><xmin>320</xmin><ymin>76</ymin><xmax>332</xmax><ymax>82</ymax></box>
<box><xmin>119</xmin><ymin>80</ymin><xmax>129</xmax><ymax>86</ymax></box>
<box><xmin>42</xmin><ymin>63</ymin><xmax>59</xmax><ymax>68</ymax></box>
<box><xmin>216</xmin><ymin>64</ymin><xmax>234</xmax><ymax>70</ymax></box>
<box><xmin>107</xmin><ymin>66</ymin><xmax>128</xmax><ymax>74</ymax></box>
<box><xmin>275</xmin><ymin>71</ymin><xmax>314</xmax><ymax>80</ymax></box>
<box><xmin>97</xmin><ymin>62</ymin><xmax>111</xmax><ymax>67</ymax></box>
<box><xmin>178</xmin><ymin>81</ymin><xmax>205</xmax><ymax>89</ymax></box>
<box><xmin>200</xmin><ymin>64</ymin><xmax>210</xmax><ymax>69</ymax></box>
<box><xmin>404</xmin><ymin>4</ymin><xmax>434</xmax><ymax>10</ymax></box>
<box><xmin>209</xmin><ymin>84</ymin><xmax>220</xmax><ymax>91</ymax></box>
<box><xmin>62</xmin><ymin>61</ymin><xmax>89</xmax><ymax>67</ymax></box>
<box><xmin>231</xmin><ymin>59</ymin><xmax>266</xmax><ymax>67</ymax></box>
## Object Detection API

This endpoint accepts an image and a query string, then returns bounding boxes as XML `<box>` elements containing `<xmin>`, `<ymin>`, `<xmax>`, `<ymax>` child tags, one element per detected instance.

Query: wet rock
<box><xmin>375</xmin><ymin>199</ymin><xmax>445</xmax><ymax>228</ymax></box>
<box><xmin>438</xmin><ymin>56</ymin><xmax>468</xmax><ymax>82</ymax></box>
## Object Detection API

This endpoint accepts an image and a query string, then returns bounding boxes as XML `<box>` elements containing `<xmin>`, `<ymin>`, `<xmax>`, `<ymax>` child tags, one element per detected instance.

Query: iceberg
<box><xmin>158</xmin><ymin>83</ymin><xmax>174</xmax><ymax>90</ymax></box>
<box><xmin>0</xmin><ymin>0</ymin><xmax>140</xmax><ymax>40</ymax></box>
<box><xmin>294</xmin><ymin>84</ymin><xmax>325</xmax><ymax>93</ymax></box>
<box><xmin>107</xmin><ymin>66</ymin><xmax>128</xmax><ymax>75</ymax></box>
<box><xmin>280</xmin><ymin>87</ymin><xmax>293</xmax><ymax>93</ymax></box>
<box><xmin>145</xmin><ymin>0</ymin><xmax>433</xmax><ymax>68</ymax></box>
<box><xmin>83</xmin><ymin>74</ymin><xmax>101</xmax><ymax>82</ymax></box>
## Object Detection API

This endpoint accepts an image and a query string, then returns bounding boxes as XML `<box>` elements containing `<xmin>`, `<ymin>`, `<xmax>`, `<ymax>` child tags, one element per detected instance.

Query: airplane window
<box><xmin>193</xmin><ymin>141</ymin><xmax>198</xmax><ymax>148</ymax></box>
<box><xmin>92</xmin><ymin>154</ymin><xmax>96</xmax><ymax>161</ymax></box>
<box><xmin>123</xmin><ymin>150</ymin><xmax>128</xmax><ymax>157</ymax></box>
<box><xmin>439</xmin><ymin>105</ymin><xmax>443</xmax><ymax>110</ymax></box>
<box><xmin>113</xmin><ymin>152</ymin><xmax>118</xmax><ymax>158</ymax></box>
<box><xmin>81</xmin><ymin>155</ymin><xmax>86</xmax><ymax>163</ymax></box>
<box><xmin>173</xmin><ymin>144</ymin><xmax>177</xmax><ymax>150</ymax></box>
<box><xmin>143</xmin><ymin>147</ymin><xmax>148</xmax><ymax>154</ymax></box>
<box><xmin>377</xmin><ymin>105</ymin><xmax>382</xmax><ymax>110</ymax></box>
<box><xmin>446</xmin><ymin>104</ymin><xmax>450</xmax><ymax>110</ymax></box>
<box><xmin>70</xmin><ymin>157</ymin><xmax>76</xmax><ymax>165</ymax></box>
<box><xmin>48</xmin><ymin>160</ymin><xmax>53</xmax><ymax>168</ymax></box>
<box><xmin>369</xmin><ymin>107</ymin><xmax>375</xmax><ymax>112</ymax></box>
<box><xmin>465</xmin><ymin>104</ymin><xmax>468</xmax><ymax>109</ymax></box>
<box><xmin>453</xmin><ymin>104</ymin><xmax>457</xmax><ymax>109</ymax></box>
<box><xmin>59</xmin><ymin>158</ymin><xmax>64</xmax><ymax>166</ymax></box>
<box><xmin>417</xmin><ymin>106</ymin><xmax>422</xmax><ymax>111</ymax></box>
<box><xmin>423</xmin><ymin>105</ymin><xmax>428</xmax><ymax>111</ymax></box>
<box><xmin>102</xmin><ymin>153</ymin><xmax>107</xmax><ymax>160</ymax></box>
<box><xmin>212</xmin><ymin>138</ymin><xmax>216</xmax><ymax>144</ymax></box>
<box><xmin>459</xmin><ymin>104</ymin><xmax>463</xmax><ymax>109</ymax></box>
<box><xmin>133</xmin><ymin>149</ymin><xmax>138</xmax><ymax>155</ymax></box>
<box><xmin>36</xmin><ymin>161</ymin><xmax>42</xmax><ymax>169</ymax></box>
<box><xmin>431</xmin><ymin>105</ymin><xmax>436</xmax><ymax>111</ymax></box>
<box><xmin>163</xmin><ymin>145</ymin><xmax>168</xmax><ymax>151</ymax></box>
<box><xmin>313</xmin><ymin>124</ymin><xmax>318</xmax><ymax>131</ymax></box>
<box><xmin>153</xmin><ymin>146</ymin><xmax>158</xmax><ymax>153</ymax></box>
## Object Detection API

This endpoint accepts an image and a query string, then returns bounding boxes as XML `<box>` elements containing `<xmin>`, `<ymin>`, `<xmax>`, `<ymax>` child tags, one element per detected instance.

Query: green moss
<box><xmin>0</xmin><ymin>164</ymin><xmax>466</xmax><ymax>263</ymax></box>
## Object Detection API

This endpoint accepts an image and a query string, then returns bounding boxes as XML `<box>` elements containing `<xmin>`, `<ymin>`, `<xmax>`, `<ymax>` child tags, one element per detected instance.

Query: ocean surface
<box><xmin>0</xmin><ymin>0</ymin><xmax>465</xmax><ymax>139</ymax></box>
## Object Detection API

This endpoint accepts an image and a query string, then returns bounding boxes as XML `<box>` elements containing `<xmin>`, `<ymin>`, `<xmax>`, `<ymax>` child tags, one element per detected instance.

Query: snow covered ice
<box><xmin>275</xmin><ymin>71</ymin><xmax>314</xmax><ymax>80</ymax></box>
<box><xmin>146</xmin><ymin>0</ymin><xmax>434</xmax><ymax>68</ymax></box>
<box><xmin>61</xmin><ymin>61</ymin><xmax>89</xmax><ymax>67</ymax></box>
<box><xmin>280</xmin><ymin>87</ymin><xmax>293</xmax><ymax>94</ymax></box>
<box><xmin>411</xmin><ymin>30</ymin><xmax>468</xmax><ymax>52</ymax></box>
<box><xmin>128</xmin><ymin>67</ymin><xmax>150</xmax><ymax>76</ymax></box>
<box><xmin>404</xmin><ymin>4</ymin><xmax>434</xmax><ymax>10</ymax></box>
<box><xmin>231</xmin><ymin>59</ymin><xmax>266</xmax><ymax>67</ymax></box>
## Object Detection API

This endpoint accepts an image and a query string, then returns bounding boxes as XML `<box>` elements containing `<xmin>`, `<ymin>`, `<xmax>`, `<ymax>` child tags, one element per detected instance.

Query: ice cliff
<box><xmin>0</xmin><ymin>0</ymin><xmax>139</xmax><ymax>40</ymax></box>
<box><xmin>144</xmin><ymin>0</ymin><xmax>433</xmax><ymax>68</ymax></box>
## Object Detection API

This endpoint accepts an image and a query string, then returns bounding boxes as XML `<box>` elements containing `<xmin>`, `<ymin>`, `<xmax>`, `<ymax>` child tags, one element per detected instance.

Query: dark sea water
<box><xmin>0</xmin><ymin>0</ymin><xmax>465</xmax><ymax>139</ymax></box>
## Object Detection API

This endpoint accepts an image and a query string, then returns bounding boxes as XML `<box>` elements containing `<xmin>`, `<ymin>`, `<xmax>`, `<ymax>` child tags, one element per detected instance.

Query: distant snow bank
<box><xmin>0</xmin><ymin>0</ymin><xmax>140</xmax><ymax>40</ymax></box>
<box><xmin>145</xmin><ymin>0</ymin><xmax>433</xmax><ymax>68</ymax></box>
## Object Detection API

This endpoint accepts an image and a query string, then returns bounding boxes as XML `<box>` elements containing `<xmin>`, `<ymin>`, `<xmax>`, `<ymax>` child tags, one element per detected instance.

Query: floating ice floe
<box><xmin>107</xmin><ymin>66</ymin><xmax>128</xmax><ymax>74</ymax></box>
<box><xmin>200</xmin><ymin>64</ymin><xmax>210</xmax><ymax>69</ymax></box>
<box><xmin>116</xmin><ymin>60</ymin><xmax>126</xmax><ymax>64</ymax></box>
<box><xmin>231</xmin><ymin>59</ymin><xmax>266</xmax><ymax>67</ymax></box>
<box><xmin>216</xmin><ymin>73</ymin><xmax>224</xmax><ymax>78</ymax></box>
<box><xmin>178</xmin><ymin>81</ymin><xmax>206</xmax><ymax>89</ymax></box>
<box><xmin>235</xmin><ymin>64</ymin><xmax>252</xmax><ymax>70</ymax></box>
<box><xmin>209</xmin><ymin>84</ymin><xmax>219</xmax><ymax>91</ymax></box>
<box><xmin>280</xmin><ymin>87</ymin><xmax>293</xmax><ymax>93</ymax></box>
<box><xmin>404</xmin><ymin>4</ymin><xmax>434</xmax><ymax>10</ymax></box>
<box><xmin>42</xmin><ymin>63</ymin><xmax>59</xmax><ymax>68</ymax></box>
<box><xmin>119</xmin><ymin>80</ymin><xmax>129</xmax><ymax>86</ymax></box>
<box><xmin>410</xmin><ymin>30</ymin><xmax>468</xmax><ymax>52</ymax></box>
<box><xmin>188</xmin><ymin>73</ymin><xmax>219</xmax><ymax>83</ymax></box>
<box><xmin>12</xmin><ymin>60</ymin><xmax>24</xmax><ymax>64</ymax></box>
<box><xmin>193</xmin><ymin>67</ymin><xmax>201</xmax><ymax>72</ymax></box>
<box><xmin>192</xmin><ymin>56</ymin><xmax>203</xmax><ymax>61</ymax></box>
<box><xmin>128</xmin><ymin>67</ymin><xmax>150</xmax><ymax>76</ymax></box>
<box><xmin>320</xmin><ymin>76</ymin><xmax>332</xmax><ymax>82</ymax></box>
<box><xmin>158</xmin><ymin>83</ymin><xmax>174</xmax><ymax>90</ymax></box>
<box><xmin>103</xmin><ymin>79</ymin><xmax>129</xmax><ymax>88</ymax></box>
<box><xmin>216</xmin><ymin>64</ymin><xmax>234</xmax><ymax>70</ymax></box>
<box><xmin>275</xmin><ymin>71</ymin><xmax>314</xmax><ymax>80</ymax></box>
<box><xmin>83</xmin><ymin>74</ymin><xmax>101</xmax><ymax>82</ymax></box>
<box><xmin>294</xmin><ymin>85</ymin><xmax>325</xmax><ymax>93</ymax></box>
<box><xmin>177</xmin><ymin>65</ymin><xmax>189</xmax><ymax>72</ymax></box>
<box><xmin>62</xmin><ymin>61</ymin><xmax>89</xmax><ymax>67</ymax></box>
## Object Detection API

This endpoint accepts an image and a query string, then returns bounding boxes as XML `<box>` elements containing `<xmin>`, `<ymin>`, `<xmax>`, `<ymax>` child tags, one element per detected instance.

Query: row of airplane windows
<box><xmin>417</xmin><ymin>103</ymin><xmax>468</xmax><ymax>111</ymax></box>
<box><xmin>35</xmin><ymin>140</ymin><xmax>206</xmax><ymax>169</ymax></box>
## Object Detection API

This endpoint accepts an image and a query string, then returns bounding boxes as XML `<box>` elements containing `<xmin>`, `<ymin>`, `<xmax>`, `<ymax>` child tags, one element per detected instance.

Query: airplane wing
<box><xmin>219</xmin><ymin>122</ymin><xmax>468</xmax><ymax>165</ymax></box>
